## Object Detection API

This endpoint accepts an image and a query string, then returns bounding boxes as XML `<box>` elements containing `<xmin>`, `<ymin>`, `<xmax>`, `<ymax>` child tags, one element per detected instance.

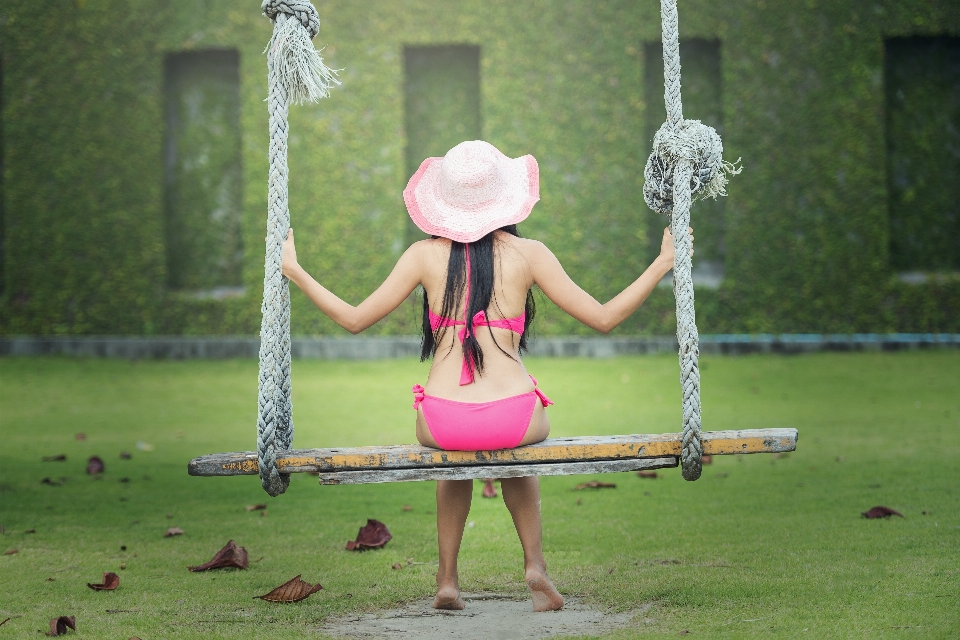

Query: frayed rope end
<box><xmin>696</xmin><ymin>157</ymin><xmax>743</xmax><ymax>203</ymax></box>
<box><xmin>265</xmin><ymin>14</ymin><xmax>342</xmax><ymax>105</ymax></box>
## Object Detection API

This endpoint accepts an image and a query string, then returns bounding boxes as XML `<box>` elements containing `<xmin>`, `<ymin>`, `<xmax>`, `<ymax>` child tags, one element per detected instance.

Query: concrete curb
<box><xmin>1</xmin><ymin>334</ymin><xmax>958</xmax><ymax>360</ymax></box>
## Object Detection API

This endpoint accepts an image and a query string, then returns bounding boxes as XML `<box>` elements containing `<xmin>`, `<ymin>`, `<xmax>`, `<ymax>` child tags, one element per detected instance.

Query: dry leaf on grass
<box><xmin>188</xmin><ymin>540</ymin><xmax>248</xmax><ymax>571</ymax></box>
<box><xmin>701</xmin><ymin>454</ymin><xmax>713</xmax><ymax>465</ymax></box>
<box><xmin>346</xmin><ymin>519</ymin><xmax>392</xmax><ymax>551</ymax></box>
<box><xmin>87</xmin><ymin>572</ymin><xmax>120</xmax><ymax>591</ymax></box>
<box><xmin>42</xmin><ymin>454</ymin><xmax>67</xmax><ymax>462</ymax></box>
<box><xmin>75</xmin><ymin>433</ymin><xmax>86</xmax><ymax>441</ymax></box>
<box><xmin>862</xmin><ymin>506</ymin><xmax>904</xmax><ymax>519</ymax></box>
<box><xmin>245</xmin><ymin>504</ymin><xmax>267</xmax><ymax>512</ymax></box>
<box><xmin>86</xmin><ymin>456</ymin><xmax>105</xmax><ymax>475</ymax></box>
<box><xmin>47</xmin><ymin>616</ymin><xmax>76</xmax><ymax>636</ymax></box>
<box><xmin>3</xmin><ymin>549</ymin><xmax>17</xmax><ymax>555</ymax></box>
<box><xmin>402</xmin><ymin>504</ymin><xmax>413</xmax><ymax>512</ymax></box>
<box><xmin>481</xmin><ymin>479</ymin><xmax>498</xmax><ymax>498</ymax></box>
<box><xmin>164</xmin><ymin>527</ymin><xmax>185</xmax><ymax>537</ymax></box>
<box><xmin>637</xmin><ymin>471</ymin><xmax>658</xmax><ymax>479</ymax></box>
<box><xmin>574</xmin><ymin>481</ymin><xmax>616</xmax><ymax>490</ymax></box>
<box><xmin>392</xmin><ymin>562</ymin><xmax>403</xmax><ymax>570</ymax></box>
<box><xmin>256</xmin><ymin>575</ymin><xmax>323</xmax><ymax>603</ymax></box>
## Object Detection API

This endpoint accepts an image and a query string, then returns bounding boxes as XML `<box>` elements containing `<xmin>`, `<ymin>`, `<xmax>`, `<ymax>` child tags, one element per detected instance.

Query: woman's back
<box><xmin>418</xmin><ymin>232</ymin><xmax>538</xmax><ymax>402</ymax></box>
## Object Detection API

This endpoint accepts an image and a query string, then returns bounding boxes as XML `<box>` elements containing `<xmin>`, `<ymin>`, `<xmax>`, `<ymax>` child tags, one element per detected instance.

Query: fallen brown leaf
<box><xmin>862</xmin><ymin>506</ymin><xmax>904</xmax><ymax>519</ymax></box>
<box><xmin>392</xmin><ymin>562</ymin><xmax>403</xmax><ymax>570</ymax></box>
<box><xmin>702</xmin><ymin>454</ymin><xmax>713</xmax><ymax>465</ymax></box>
<box><xmin>482</xmin><ymin>479</ymin><xmax>498</xmax><ymax>498</ymax></box>
<box><xmin>87</xmin><ymin>572</ymin><xmax>120</xmax><ymax>591</ymax></box>
<box><xmin>346</xmin><ymin>519</ymin><xmax>392</xmax><ymax>551</ymax></box>
<box><xmin>25</xmin><ymin>529</ymin><xmax>35</xmax><ymax>534</ymax></box>
<box><xmin>637</xmin><ymin>471</ymin><xmax>658</xmax><ymax>479</ymax></box>
<box><xmin>47</xmin><ymin>615</ymin><xmax>76</xmax><ymax>636</ymax></box>
<box><xmin>3</xmin><ymin>549</ymin><xmax>17</xmax><ymax>555</ymax></box>
<box><xmin>164</xmin><ymin>527</ymin><xmax>185</xmax><ymax>537</ymax></box>
<box><xmin>75</xmin><ymin>433</ymin><xmax>86</xmax><ymax>440</ymax></box>
<box><xmin>188</xmin><ymin>540</ymin><xmax>249</xmax><ymax>571</ymax></box>
<box><xmin>574</xmin><ymin>481</ymin><xmax>616</xmax><ymax>490</ymax></box>
<box><xmin>245</xmin><ymin>504</ymin><xmax>267</xmax><ymax>512</ymax></box>
<box><xmin>86</xmin><ymin>456</ymin><xmax>105</xmax><ymax>475</ymax></box>
<box><xmin>256</xmin><ymin>575</ymin><xmax>323</xmax><ymax>603</ymax></box>
<box><xmin>402</xmin><ymin>504</ymin><xmax>413</xmax><ymax>512</ymax></box>
<box><xmin>42</xmin><ymin>455</ymin><xmax>67</xmax><ymax>462</ymax></box>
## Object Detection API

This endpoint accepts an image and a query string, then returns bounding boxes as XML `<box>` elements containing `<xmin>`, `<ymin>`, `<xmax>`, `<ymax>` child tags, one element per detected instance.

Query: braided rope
<box><xmin>258</xmin><ymin>0</ymin><xmax>339</xmax><ymax>496</ymax></box>
<box><xmin>644</xmin><ymin>0</ymin><xmax>740</xmax><ymax>481</ymax></box>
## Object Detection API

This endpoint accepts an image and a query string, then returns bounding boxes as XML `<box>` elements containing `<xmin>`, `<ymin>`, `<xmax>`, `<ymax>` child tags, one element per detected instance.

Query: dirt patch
<box><xmin>318</xmin><ymin>593</ymin><xmax>650</xmax><ymax>640</ymax></box>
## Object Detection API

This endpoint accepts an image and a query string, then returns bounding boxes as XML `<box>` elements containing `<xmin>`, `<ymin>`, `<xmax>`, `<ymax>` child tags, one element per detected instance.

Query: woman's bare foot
<box><xmin>525</xmin><ymin>567</ymin><xmax>564</xmax><ymax>612</ymax></box>
<box><xmin>433</xmin><ymin>584</ymin><xmax>466</xmax><ymax>610</ymax></box>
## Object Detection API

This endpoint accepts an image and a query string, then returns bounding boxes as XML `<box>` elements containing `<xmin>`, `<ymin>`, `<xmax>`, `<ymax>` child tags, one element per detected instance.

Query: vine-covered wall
<box><xmin>0</xmin><ymin>0</ymin><xmax>958</xmax><ymax>336</ymax></box>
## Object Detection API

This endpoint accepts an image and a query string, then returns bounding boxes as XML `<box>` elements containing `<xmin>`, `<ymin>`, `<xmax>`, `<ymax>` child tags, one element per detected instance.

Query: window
<box><xmin>645</xmin><ymin>39</ymin><xmax>724</xmax><ymax>288</ymax></box>
<box><xmin>404</xmin><ymin>45</ymin><xmax>481</xmax><ymax>244</ymax></box>
<box><xmin>885</xmin><ymin>37</ymin><xmax>960</xmax><ymax>275</ymax></box>
<box><xmin>163</xmin><ymin>50</ymin><xmax>243</xmax><ymax>293</ymax></box>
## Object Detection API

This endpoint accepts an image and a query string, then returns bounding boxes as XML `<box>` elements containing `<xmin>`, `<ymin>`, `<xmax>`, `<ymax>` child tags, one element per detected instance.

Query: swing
<box><xmin>189</xmin><ymin>0</ymin><xmax>796</xmax><ymax>495</ymax></box>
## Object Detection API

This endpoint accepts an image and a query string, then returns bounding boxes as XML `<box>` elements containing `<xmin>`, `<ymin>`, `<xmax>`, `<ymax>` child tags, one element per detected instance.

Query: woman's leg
<box><xmin>499</xmin><ymin>476</ymin><xmax>564</xmax><ymax>611</ymax></box>
<box><xmin>434</xmin><ymin>478</ymin><xmax>473</xmax><ymax>609</ymax></box>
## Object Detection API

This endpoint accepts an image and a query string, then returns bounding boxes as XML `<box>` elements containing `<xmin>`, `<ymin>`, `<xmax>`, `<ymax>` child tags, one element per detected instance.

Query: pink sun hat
<box><xmin>403</xmin><ymin>140</ymin><xmax>540</xmax><ymax>243</ymax></box>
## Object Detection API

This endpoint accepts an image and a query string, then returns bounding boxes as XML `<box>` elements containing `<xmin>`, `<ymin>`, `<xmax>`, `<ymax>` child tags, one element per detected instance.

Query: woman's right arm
<box><xmin>281</xmin><ymin>229</ymin><xmax>425</xmax><ymax>334</ymax></box>
<box><xmin>529</xmin><ymin>227</ymin><xmax>690</xmax><ymax>334</ymax></box>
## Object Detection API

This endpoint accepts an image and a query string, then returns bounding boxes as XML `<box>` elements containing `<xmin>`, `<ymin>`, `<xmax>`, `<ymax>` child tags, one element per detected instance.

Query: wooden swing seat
<box><xmin>188</xmin><ymin>428</ymin><xmax>797</xmax><ymax>485</ymax></box>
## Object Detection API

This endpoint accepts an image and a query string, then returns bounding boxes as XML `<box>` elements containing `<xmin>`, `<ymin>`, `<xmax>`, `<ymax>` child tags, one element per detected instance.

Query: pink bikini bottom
<box><xmin>411</xmin><ymin>377</ymin><xmax>553</xmax><ymax>451</ymax></box>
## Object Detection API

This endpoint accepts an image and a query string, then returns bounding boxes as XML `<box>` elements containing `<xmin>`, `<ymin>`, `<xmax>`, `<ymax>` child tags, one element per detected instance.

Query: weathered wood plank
<box><xmin>187</xmin><ymin>428</ymin><xmax>797</xmax><ymax>477</ymax></box>
<box><xmin>316</xmin><ymin>457</ymin><xmax>679</xmax><ymax>484</ymax></box>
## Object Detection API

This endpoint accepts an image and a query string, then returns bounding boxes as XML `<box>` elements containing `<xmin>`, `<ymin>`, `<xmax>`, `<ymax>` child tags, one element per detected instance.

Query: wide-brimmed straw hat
<box><xmin>403</xmin><ymin>140</ymin><xmax>540</xmax><ymax>243</ymax></box>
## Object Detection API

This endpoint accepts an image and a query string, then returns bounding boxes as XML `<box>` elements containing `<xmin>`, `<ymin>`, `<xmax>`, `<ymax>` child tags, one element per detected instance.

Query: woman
<box><xmin>281</xmin><ymin>140</ymin><xmax>691</xmax><ymax>612</ymax></box>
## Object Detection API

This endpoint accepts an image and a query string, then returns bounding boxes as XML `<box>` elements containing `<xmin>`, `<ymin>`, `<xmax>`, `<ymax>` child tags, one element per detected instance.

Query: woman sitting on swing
<box><xmin>281</xmin><ymin>140</ymin><xmax>691</xmax><ymax>612</ymax></box>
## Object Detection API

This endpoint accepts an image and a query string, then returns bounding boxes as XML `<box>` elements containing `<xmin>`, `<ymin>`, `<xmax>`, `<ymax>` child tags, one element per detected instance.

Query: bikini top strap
<box><xmin>460</xmin><ymin>243</ymin><xmax>475</xmax><ymax>386</ymax></box>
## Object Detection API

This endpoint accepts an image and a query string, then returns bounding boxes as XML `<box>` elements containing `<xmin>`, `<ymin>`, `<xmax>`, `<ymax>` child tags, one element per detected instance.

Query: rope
<box><xmin>258</xmin><ymin>0</ymin><xmax>339</xmax><ymax>496</ymax></box>
<box><xmin>644</xmin><ymin>0</ymin><xmax>741</xmax><ymax>481</ymax></box>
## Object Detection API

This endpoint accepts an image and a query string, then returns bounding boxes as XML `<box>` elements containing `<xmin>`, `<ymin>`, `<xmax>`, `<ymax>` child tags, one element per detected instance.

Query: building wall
<box><xmin>0</xmin><ymin>0</ymin><xmax>958</xmax><ymax>336</ymax></box>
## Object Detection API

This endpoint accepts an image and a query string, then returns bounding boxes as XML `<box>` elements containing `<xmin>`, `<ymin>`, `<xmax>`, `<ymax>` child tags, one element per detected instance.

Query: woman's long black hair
<box><xmin>420</xmin><ymin>225</ymin><xmax>536</xmax><ymax>376</ymax></box>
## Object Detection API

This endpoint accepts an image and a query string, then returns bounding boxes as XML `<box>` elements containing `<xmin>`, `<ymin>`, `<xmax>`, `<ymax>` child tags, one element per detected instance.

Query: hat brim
<box><xmin>403</xmin><ymin>153</ymin><xmax>540</xmax><ymax>243</ymax></box>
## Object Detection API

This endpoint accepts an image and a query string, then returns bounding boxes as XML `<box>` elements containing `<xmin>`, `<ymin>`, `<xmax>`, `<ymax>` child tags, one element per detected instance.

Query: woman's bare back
<box><xmin>415</xmin><ymin>232</ymin><xmax>550</xmax><ymax>447</ymax></box>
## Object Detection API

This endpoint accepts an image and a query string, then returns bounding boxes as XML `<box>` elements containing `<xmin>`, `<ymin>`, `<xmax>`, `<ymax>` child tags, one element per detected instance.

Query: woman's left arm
<box><xmin>280</xmin><ymin>229</ymin><xmax>424</xmax><ymax>334</ymax></box>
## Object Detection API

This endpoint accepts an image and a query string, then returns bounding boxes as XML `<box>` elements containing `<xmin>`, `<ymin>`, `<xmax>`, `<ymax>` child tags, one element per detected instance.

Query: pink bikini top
<box><xmin>428</xmin><ymin>244</ymin><xmax>525</xmax><ymax>386</ymax></box>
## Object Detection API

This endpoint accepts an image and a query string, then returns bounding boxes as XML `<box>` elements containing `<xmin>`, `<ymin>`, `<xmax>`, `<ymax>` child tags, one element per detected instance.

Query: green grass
<box><xmin>0</xmin><ymin>352</ymin><xmax>958</xmax><ymax>638</ymax></box>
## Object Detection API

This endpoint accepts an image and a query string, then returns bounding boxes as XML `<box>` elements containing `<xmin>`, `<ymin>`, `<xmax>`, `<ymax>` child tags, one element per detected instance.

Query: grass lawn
<box><xmin>0</xmin><ymin>351</ymin><xmax>958</xmax><ymax>639</ymax></box>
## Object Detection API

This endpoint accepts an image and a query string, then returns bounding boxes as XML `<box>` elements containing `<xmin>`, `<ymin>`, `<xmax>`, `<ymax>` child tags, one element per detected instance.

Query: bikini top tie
<box><xmin>427</xmin><ymin>244</ymin><xmax>525</xmax><ymax>386</ymax></box>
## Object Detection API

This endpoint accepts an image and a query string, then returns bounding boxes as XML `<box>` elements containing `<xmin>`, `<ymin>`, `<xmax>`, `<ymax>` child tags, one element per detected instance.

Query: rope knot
<box><xmin>643</xmin><ymin>119</ymin><xmax>741</xmax><ymax>217</ymax></box>
<box><xmin>261</xmin><ymin>0</ymin><xmax>320</xmax><ymax>38</ymax></box>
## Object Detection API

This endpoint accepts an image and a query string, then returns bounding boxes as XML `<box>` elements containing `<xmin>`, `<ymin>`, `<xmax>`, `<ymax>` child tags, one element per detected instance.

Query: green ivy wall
<box><xmin>0</xmin><ymin>0</ymin><xmax>958</xmax><ymax>336</ymax></box>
